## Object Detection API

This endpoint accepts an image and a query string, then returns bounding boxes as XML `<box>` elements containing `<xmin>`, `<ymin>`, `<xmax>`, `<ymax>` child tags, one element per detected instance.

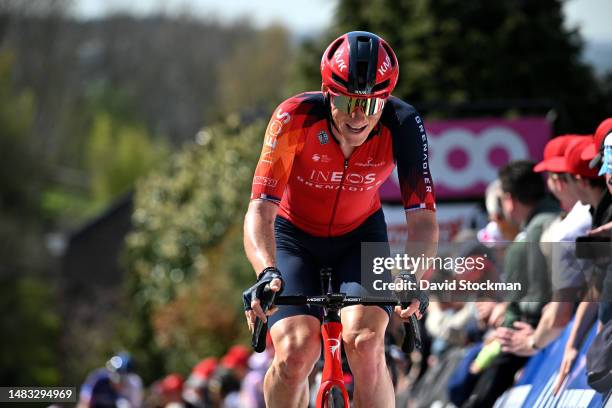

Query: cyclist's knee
<box><xmin>342</xmin><ymin>307</ymin><xmax>387</xmax><ymax>360</ymax></box>
<box><xmin>270</xmin><ymin>316</ymin><xmax>320</xmax><ymax>384</ymax></box>
<box><xmin>343</xmin><ymin>327</ymin><xmax>385</xmax><ymax>358</ymax></box>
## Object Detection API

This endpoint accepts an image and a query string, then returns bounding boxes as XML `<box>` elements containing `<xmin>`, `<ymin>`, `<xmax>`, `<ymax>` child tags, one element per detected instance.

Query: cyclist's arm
<box><xmin>389</xmin><ymin>104</ymin><xmax>438</xmax><ymax>279</ymax></box>
<box><xmin>244</xmin><ymin>200</ymin><xmax>278</xmax><ymax>275</ymax></box>
<box><xmin>405</xmin><ymin>209</ymin><xmax>439</xmax><ymax>279</ymax></box>
<box><xmin>245</xmin><ymin>99</ymin><xmax>302</xmax><ymax>276</ymax></box>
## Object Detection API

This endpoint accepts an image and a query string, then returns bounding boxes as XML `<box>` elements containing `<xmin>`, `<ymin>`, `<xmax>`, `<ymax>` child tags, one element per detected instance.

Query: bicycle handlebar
<box><xmin>274</xmin><ymin>294</ymin><xmax>401</xmax><ymax>306</ymax></box>
<box><xmin>251</xmin><ymin>289</ymin><xmax>422</xmax><ymax>353</ymax></box>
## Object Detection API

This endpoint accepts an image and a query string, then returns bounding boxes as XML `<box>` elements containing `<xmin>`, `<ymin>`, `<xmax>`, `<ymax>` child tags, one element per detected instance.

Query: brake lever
<box><xmin>251</xmin><ymin>285</ymin><xmax>277</xmax><ymax>353</ymax></box>
<box><xmin>399</xmin><ymin>299</ymin><xmax>423</xmax><ymax>353</ymax></box>
<box><xmin>402</xmin><ymin>315</ymin><xmax>422</xmax><ymax>352</ymax></box>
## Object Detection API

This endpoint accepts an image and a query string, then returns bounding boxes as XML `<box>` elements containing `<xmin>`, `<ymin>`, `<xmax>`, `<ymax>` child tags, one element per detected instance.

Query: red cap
<box><xmin>565</xmin><ymin>137</ymin><xmax>601</xmax><ymax>178</ymax></box>
<box><xmin>221</xmin><ymin>345</ymin><xmax>250</xmax><ymax>370</ymax></box>
<box><xmin>192</xmin><ymin>357</ymin><xmax>217</xmax><ymax>380</ymax></box>
<box><xmin>581</xmin><ymin>118</ymin><xmax>612</xmax><ymax>161</ymax></box>
<box><xmin>533</xmin><ymin>135</ymin><xmax>581</xmax><ymax>173</ymax></box>
<box><xmin>160</xmin><ymin>373</ymin><xmax>184</xmax><ymax>394</ymax></box>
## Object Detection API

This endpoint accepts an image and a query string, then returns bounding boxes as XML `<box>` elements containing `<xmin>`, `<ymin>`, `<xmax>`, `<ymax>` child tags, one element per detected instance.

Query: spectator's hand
<box><xmin>498</xmin><ymin>321</ymin><xmax>537</xmax><ymax>356</ymax></box>
<box><xmin>475</xmin><ymin>301</ymin><xmax>496</xmax><ymax>326</ymax></box>
<box><xmin>492</xmin><ymin>326</ymin><xmax>512</xmax><ymax>343</ymax></box>
<box><xmin>488</xmin><ymin>302</ymin><xmax>507</xmax><ymax>328</ymax></box>
<box><xmin>553</xmin><ymin>346</ymin><xmax>579</xmax><ymax>395</ymax></box>
<box><xmin>587</xmin><ymin>220</ymin><xmax>612</xmax><ymax>237</ymax></box>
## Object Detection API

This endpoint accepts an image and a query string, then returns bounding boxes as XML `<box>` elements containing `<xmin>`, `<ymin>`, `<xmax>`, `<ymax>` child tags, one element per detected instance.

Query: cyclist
<box><xmin>78</xmin><ymin>352</ymin><xmax>143</xmax><ymax>408</ymax></box>
<box><xmin>243</xmin><ymin>31</ymin><xmax>439</xmax><ymax>408</ymax></box>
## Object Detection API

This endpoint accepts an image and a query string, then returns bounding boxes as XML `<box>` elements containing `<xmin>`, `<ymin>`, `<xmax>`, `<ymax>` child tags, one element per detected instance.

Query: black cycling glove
<box><xmin>243</xmin><ymin>267</ymin><xmax>284</xmax><ymax>311</ymax></box>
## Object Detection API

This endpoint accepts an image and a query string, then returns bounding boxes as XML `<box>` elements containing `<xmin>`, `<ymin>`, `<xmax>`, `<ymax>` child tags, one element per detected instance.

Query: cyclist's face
<box><xmin>330</xmin><ymin>102</ymin><xmax>383</xmax><ymax>147</ymax></box>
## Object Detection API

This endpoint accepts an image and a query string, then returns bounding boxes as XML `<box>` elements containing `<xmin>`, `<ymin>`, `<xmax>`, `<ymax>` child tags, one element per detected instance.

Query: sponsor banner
<box><xmin>382</xmin><ymin>203</ymin><xmax>487</xmax><ymax>250</ymax></box>
<box><xmin>380</xmin><ymin>117</ymin><xmax>551</xmax><ymax>200</ymax></box>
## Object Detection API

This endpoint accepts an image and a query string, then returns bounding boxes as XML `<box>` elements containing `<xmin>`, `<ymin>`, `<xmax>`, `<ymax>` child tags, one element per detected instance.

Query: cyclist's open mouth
<box><xmin>346</xmin><ymin>123</ymin><xmax>368</xmax><ymax>133</ymax></box>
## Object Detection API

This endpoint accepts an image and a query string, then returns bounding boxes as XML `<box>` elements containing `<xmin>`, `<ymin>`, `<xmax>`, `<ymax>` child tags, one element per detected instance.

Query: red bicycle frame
<box><xmin>317</xmin><ymin>318</ymin><xmax>350</xmax><ymax>407</ymax></box>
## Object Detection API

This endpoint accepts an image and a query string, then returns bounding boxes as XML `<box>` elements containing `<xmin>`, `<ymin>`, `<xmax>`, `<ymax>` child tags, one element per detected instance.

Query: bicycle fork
<box><xmin>317</xmin><ymin>309</ymin><xmax>350</xmax><ymax>407</ymax></box>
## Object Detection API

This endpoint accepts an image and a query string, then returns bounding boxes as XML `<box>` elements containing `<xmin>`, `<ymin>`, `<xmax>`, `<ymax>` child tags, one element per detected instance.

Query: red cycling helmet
<box><xmin>321</xmin><ymin>31</ymin><xmax>399</xmax><ymax>98</ymax></box>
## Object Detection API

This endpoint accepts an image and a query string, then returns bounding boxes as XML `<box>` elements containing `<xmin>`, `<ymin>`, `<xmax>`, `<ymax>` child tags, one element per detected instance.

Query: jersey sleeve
<box><xmin>250</xmin><ymin>99</ymin><xmax>303</xmax><ymax>204</ymax></box>
<box><xmin>390</xmin><ymin>106</ymin><xmax>436</xmax><ymax>211</ymax></box>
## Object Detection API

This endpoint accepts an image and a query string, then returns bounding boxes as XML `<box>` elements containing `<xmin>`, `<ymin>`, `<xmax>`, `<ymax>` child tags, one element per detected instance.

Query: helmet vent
<box><xmin>381</xmin><ymin>43</ymin><xmax>396</xmax><ymax>67</ymax></box>
<box><xmin>331</xmin><ymin>73</ymin><xmax>348</xmax><ymax>88</ymax></box>
<box><xmin>327</xmin><ymin>38</ymin><xmax>343</xmax><ymax>61</ymax></box>
<box><xmin>356</xmin><ymin>61</ymin><xmax>368</xmax><ymax>88</ymax></box>
<box><xmin>371</xmin><ymin>80</ymin><xmax>390</xmax><ymax>94</ymax></box>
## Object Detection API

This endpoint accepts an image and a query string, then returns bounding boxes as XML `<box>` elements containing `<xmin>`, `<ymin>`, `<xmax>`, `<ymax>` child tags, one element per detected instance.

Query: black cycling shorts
<box><xmin>269</xmin><ymin>208</ymin><xmax>394</xmax><ymax>328</ymax></box>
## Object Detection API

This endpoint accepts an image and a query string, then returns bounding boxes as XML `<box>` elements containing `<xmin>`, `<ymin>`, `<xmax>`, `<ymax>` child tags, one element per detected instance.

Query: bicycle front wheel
<box><xmin>324</xmin><ymin>385</ymin><xmax>347</xmax><ymax>408</ymax></box>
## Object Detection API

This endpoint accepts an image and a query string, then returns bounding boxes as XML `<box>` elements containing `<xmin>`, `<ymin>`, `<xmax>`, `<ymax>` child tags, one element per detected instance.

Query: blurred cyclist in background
<box><xmin>78</xmin><ymin>351</ymin><xmax>143</xmax><ymax>408</ymax></box>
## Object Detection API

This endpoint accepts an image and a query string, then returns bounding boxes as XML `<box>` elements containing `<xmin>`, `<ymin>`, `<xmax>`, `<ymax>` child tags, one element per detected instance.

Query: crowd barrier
<box><xmin>494</xmin><ymin>319</ymin><xmax>610</xmax><ymax>407</ymax></box>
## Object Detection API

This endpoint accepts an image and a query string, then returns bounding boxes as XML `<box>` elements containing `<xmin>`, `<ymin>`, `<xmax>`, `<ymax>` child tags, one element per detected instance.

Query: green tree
<box><xmin>42</xmin><ymin>99</ymin><xmax>170</xmax><ymax>226</ymax></box>
<box><xmin>299</xmin><ymin>0</ymin><xmax>606</xmax><ymax>131</ymax></box>
<box><xmin>0</xmin><ymin>51</ymin><xmax>61</xmax><ymax>386</ymax></box>
<box><xmin>122</xmin><ymin>117</ymin><xmax>264</xmax><ymax>378</ymax></box>
<box><xmin>0</xmin><ymin>278</ymin><xmax>61</xmax><ymax>385</ymax></box>
<box><xmin>217</xmin><ymin>25</ymin><xmax>293</xmax><ymax>116</ymax></box>
<box><xmin>87</xmin><ymin>112</ymin><xmax>169</xmax><ymax>207</ymax></box>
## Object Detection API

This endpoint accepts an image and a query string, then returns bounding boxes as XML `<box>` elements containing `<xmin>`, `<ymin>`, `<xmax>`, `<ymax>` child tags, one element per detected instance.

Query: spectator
<box><xmin>159</xmin><ymin>374</ymin><xmax>185</xmax><ymax>408</ymax></box>
<box><xmin>208</xmin><ymin>345</ymin><xmax>250</xmax><ymax>408</ymax></box>
<box><xmin>478</xmin><ymin>179</ymin><xmax>520</xmax><ymax>246</ymax></box>
<box><xmin>182</xmin><ymin>357</ymin><xmax>218</xmax><ymax>408</ymax></box>
<box><xmin>565</xmin><ymin>137</ymin><xmax>611</xmax><ymax>233</ymax></box>
<box><xmin>426</xmin><ymin>299</ymin><xmax>477</xmax><ymax>355</ymax></box>
<box><xmin>464</xmin><ymin>160</ymin><xmax>559</xmax><ymax>407</ymax></box>
<box><xmin>583</xmin><ymin>126</ymin><xmax>612</xmax><ymax>394</ymax></box>
<box><xmin>499</xmin><ymin>135</ymin><xmax>593</xmax><ymax>356</ymax></box>
<box><xmin>596</xmin><ymin>131</ymin><xmax>612</xmax><ymax>324</ymax></box>
<box><xmin>553</xmin><ymin>133</ymin><xmax>611</xmax><ymax>393</ymax></box>
<box><xmin>476</xmin><ymin>179</ymin><xmax>520</xmax><ymax>332</ymax></box>
<box><xmin>220</xmin><ymin>345</ymin><xmax>250</xmax><ymax>382</ymax></box>
<box><xmin>584</xmin><ymin>118</ymin><xmax>612</xmax><ymax>325</ymax></box>
<box><xmin>239</xmin><ymin>337</ymin><xmax>273</xmax><ymax>408</ymax></box>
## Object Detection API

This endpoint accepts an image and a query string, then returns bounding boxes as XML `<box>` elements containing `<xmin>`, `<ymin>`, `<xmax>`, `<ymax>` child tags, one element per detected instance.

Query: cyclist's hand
<box><xmin>395</xmin><ymin>300</ymin><xmax>423</xmax><ymax>320</ymax></box>
<box><xmin>243</xmin><ymin>267</ymin><xmax>284</xmax><ymax>332</ymax></box>
<box><xmin>393</xmin><ymin>272</ymin><xmax>428</xmax><ymax>320</ymax></box>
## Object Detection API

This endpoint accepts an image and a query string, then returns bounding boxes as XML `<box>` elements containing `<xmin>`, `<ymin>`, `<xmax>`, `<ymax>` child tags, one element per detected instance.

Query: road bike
<box><xmin>251</xmin><ymin>267</ymin><xmax>422</xmax><ymax>408</ymax></box>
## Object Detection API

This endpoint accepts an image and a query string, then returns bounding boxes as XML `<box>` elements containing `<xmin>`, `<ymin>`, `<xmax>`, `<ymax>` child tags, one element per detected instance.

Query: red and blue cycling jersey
<box><xmin>250</xmin><ymin>92</ymin><xmax>436</xmax><ymax>236</ymax></box>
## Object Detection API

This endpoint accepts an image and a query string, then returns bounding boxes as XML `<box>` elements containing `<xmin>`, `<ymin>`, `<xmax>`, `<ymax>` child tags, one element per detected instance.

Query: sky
<box><xmin>71</xmin><ymin>0</ymin><xmax>612</xmax><ymax>42</ymax></box>
<box><xmin>71</xmin><ymin>0</ymin><xmax>336</xmax><ymax>34</ymax></box>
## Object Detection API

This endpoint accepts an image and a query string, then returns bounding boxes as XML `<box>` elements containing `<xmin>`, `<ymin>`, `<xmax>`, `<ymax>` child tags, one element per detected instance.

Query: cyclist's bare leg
<box><xmin>265</xmin><ymin>315</ymin><xmax>321</xmax><ymax>408</ymax></box>
<box><xmin>341</xmin><ymin>305</ymin><xmax>393</xmax><ymax>408</ymax></box>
